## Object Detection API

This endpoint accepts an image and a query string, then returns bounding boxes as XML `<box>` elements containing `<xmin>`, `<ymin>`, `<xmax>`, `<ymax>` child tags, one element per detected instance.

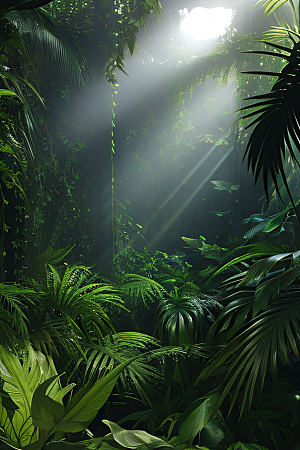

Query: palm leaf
<box><xmin>196</xmin><ymin>287</ymin><xmax>300</xmax><ymax>422</ymax></box>
<box><xmin>121</xmin><ymin>274</ymin><xmax>164</xmax><ymax>308</ymax></box>
<box><xmin>79</xmin><ymin>332</ymin><xmax>162</xmax><ymax>399</ymax></box>
<box><xmin>240</xmin><ymin>33</ymin><xmax>300</xmax><ymax>204</ymax></box>
<box><xmin>255</xmin><ymin>0</ymin><xmax>296</xmax><ymax>19</ymax></box>
<box><xmin>1</xmin><ymin>0</ymin><xmax>53</xmax><ymax>10</ymax></box>
<box><xmin>0</xmin><ymin>284</ymin><xmax>35</xmax><ymax>347</ymax></box>
<box><xmin>6</xmin><ymin>8</ymin><xmax>92</xmax><ymax>86</ymax></box>
<box><xmin>204</xmin><ymin>242</ymin><xmax>286</xmax><ymax>287</ymax></box>
<box><xmin>155</xmin><ymin>293</ymin><xmax>222</xmax><ymax>346</ymax></box>
<box><xmin>45</xmin><ymin>264</ymin><xmax>124</xmax><ymax>342</ymax></box>
<box><xmin>26</xmin><ymin>244</ymin><xmax>75</xmax><ymax>278</ymax></box>
<box><xmin>237</xmin><ymin>250</ymin><xmax>299</xmax><ymax>287</ymax></box>
<box><xmin>206</xmin><ymin>288</ymin><xmax>257</xmax><ymax>344</ymax></box>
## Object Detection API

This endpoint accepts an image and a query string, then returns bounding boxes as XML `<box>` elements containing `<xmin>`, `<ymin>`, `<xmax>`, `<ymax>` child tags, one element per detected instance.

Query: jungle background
<box><xmin>2</xmin><ymin>0</ymin><xmax>300</xmax><ymax>449</ymax></box>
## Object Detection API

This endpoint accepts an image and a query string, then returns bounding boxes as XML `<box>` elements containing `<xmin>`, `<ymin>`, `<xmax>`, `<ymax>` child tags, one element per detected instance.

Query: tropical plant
<box><xmin>23</xmin><ymin>243</ymin><xmax>75</xmax><ymax>279</ymax></box>
<box><xmin>74</xmin><ymin>331</ymin><xmax>162</xmax><ymax>400</ymax></box>
<box><xmin>202</xmin><ymin>241</ymin><xmax>289</xmax><ymax>288</ymax></box>
<box><xmin>102</xmin><ymin>392</ymin><xmax>225</xmax><ymax>450</ymax></box>
<box><xmin>155</xmin><ymin>287</ymin><xmax>222</xmax><ymax>346</ymax></box>
<box><xmin>0</xmin><ymin>344</ymin><xmax>138</xmax><ymax>450</ymax></box>
<box><xmin>0</xmin><ymin>81</ymin><xmax>42</xmax><ymax>280</ymax></box>
<box><xmin>28</xmin><ymin>263</ymin><xmax>125</xmax><ymax>352</ymax></box>
<box><xmin>192</xmin><ymin>247</ymin><xmax>300</xmax><ymax>428</ymax></box>
<box><xmin>0</xmin><ymin>282</ymin><xmax>35</xmax><ymax>348</ymax></box>
<box><xmin>238</xmin><ymin>0</ymin><xmax>300</xmax><ymax>228</ymax></box>
<box><xmin>0</xmin><ymin>0</ymin><xmax>54</xmax><ymax>10</ymax></box>
<box><xmin>239</xmin><ymin>31</ymin><xmax>300</xmax><ymax>211</ymax></box>
<box><xmin>121</xmin><ymin>273</ymin><xmax>164</xmax><ymax>308</ymax></box>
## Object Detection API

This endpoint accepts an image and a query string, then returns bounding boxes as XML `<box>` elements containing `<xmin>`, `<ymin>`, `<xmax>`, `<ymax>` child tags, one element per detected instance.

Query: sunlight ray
<box><xmin>148</xmin><ymin>145</ymin><xmax>234</xmax><ymax>248</ymax></box>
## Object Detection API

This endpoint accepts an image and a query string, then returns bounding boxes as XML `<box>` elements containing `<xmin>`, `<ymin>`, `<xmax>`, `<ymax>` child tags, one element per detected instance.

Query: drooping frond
<box><xmin>239</xmin><ymin>32</ymin><xmax>300</xmax><ymax>204</ymax></box>
<box><xmin>6</xmin><ymin>8</ymin><xmax>93</xmax><ymax>86</ymax></box>
<box><xmin>196</xmin><ymin>287</ymin><xmax>300</xmax><ymax>421</ymax></box>
<box><xmin>256</xmin><ymin>0</ymin><xmax>296</xmax><ymax>18</ymax></box>
<box><xmin>0</xmin><ymin>283</ymin><xmax>35</xmax><ymax>348</ymax></box>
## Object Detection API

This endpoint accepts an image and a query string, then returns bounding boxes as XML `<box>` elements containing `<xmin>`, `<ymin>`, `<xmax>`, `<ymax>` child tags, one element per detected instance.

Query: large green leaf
<box><xmin>34</xmin><ymin>357</ymin><xmax>137</xmax><ymax>434</ymax></box>
<box><xmin>204</xmin><ymin>242</ymin><xmax>285</xmax><ymax>287</ymax></box>
<box><xmin>237</xmin><ymin>252</ymin><xmax>292</xmax><ymax>287</ymax></box>
<box><xmin>102</xmin><ymin>420</ymin><xmax>172</xmax><ymax>449</ymax></box>
<box><xmin>175</xmin><ymin>394</ymin><xmax>222</xmax><ymax>446</ymax></box>
<box><xmin>253</xmin><ymin>265</ymin><xmax>300</xmax><ymax>315</ymax></box>
<box><xmin>0</xmin><ymin>346</ymin><xmax>58</xmax><ymax>447</ymax></box>
<box><xmin>31</xmin><ymin>376</ymin><xmax>67</xmax><ymax>430</ymax></box>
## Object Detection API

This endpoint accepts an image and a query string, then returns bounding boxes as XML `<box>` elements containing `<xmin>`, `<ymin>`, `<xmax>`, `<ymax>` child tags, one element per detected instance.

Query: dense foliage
<box><xmin>2</xmin><ymin>1</ymin><xmax>300</xmax><ymax>450</ymax></box>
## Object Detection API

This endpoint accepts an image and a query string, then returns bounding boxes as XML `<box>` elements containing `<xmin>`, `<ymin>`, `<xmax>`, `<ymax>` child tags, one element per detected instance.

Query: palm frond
<box><xmin>46</xmin><ymin>264</ymin><xmax>124</xmax><ymax>342</ymax></box>
<box><xmin>240</xmin><ymin>32</ymin><xmax>300</xmax><ymax>204</ymax></box>
<box><xmin>155</xmin><ymin>292</ymin><xmax>222</xmax><ymax>346</ymax></box>
<box><xmin>255</xmin><ymin>0</ymin><xmax>296</xmax><ymax>19</ymax></box>
<box><xmin>206</xmin><ymin>287</ymin><xmax>256</xmax><ymax>344</ymax></box>
<box><xmin>26</xmin><ymin>243</ymin><xmax>75</xmax><ymax>278</ymax></box>
<box><xmin>6</xmin><ymin>8</ymin><xmax>93</xmax><ymax>86</ymax></box>
<box><xmin>75</xmin><ymin>332</ymin><xmax>162</xmax><ymax>399</ymax></box>
<box><xmin>208</xmin><ymin>249</ymin><xmax>300</xmax><ymax>345</ymax></box>
<box><xmin>121</xmin><ymin>274</ymin><xmax>164</xmax><ymax>308</ymax></box>
<box><xmin>196</xmin><ymin>287</ymin><xmax>300</xmax><ymax>421</ymax></box>
<box><xmin>204</xmin><ymin>242</ymin><xmax>286</xmax><ymax>288</ymax></box>
<box><xmin>0</xmin><ymin>283</ymin><xmax>35</xmax><ymax>347</ymax></box>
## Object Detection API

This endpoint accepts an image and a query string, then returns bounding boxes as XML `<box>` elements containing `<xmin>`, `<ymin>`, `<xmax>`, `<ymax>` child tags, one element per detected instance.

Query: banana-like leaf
<box><xmin>31</xmin><ymin>376</ymin><xmax>66</xmax><ymax>430</ymax></box>
<box><xmin>49</xmin><ymin>357</ymin><xmax>137</xmax><ymax>433</ymax></box>
<box><xmin>102</xmin><ymin>420</ymin><xmax>172</xmax><ymax>449</ymax></box>
<box><xmin>175</xmin><ymin>394</ymin><xmax>223</xmax><ymax>446</ymax></box>
<box><xmin>0</xmin><ymin>346</ymin><xmax>58</xmax><ymax>447</ymax></box>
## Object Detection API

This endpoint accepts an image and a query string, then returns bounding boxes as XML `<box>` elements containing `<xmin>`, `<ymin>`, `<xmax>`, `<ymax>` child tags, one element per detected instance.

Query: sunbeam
<box><xmin>143</xmin><ymin>140</ymin><xmax>221</xmax><ymax>232</ymax></box>
<box><xmin>148</xmin><ymin>145</ymin><xmax>234</xmax><ymax>248</ymax></box>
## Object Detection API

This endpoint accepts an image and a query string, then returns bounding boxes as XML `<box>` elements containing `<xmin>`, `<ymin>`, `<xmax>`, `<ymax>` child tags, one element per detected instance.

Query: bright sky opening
<box><xmin>180</xmin><ymin>7</ymin><xmax>233</xmax><ymax>41</ymax></box>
